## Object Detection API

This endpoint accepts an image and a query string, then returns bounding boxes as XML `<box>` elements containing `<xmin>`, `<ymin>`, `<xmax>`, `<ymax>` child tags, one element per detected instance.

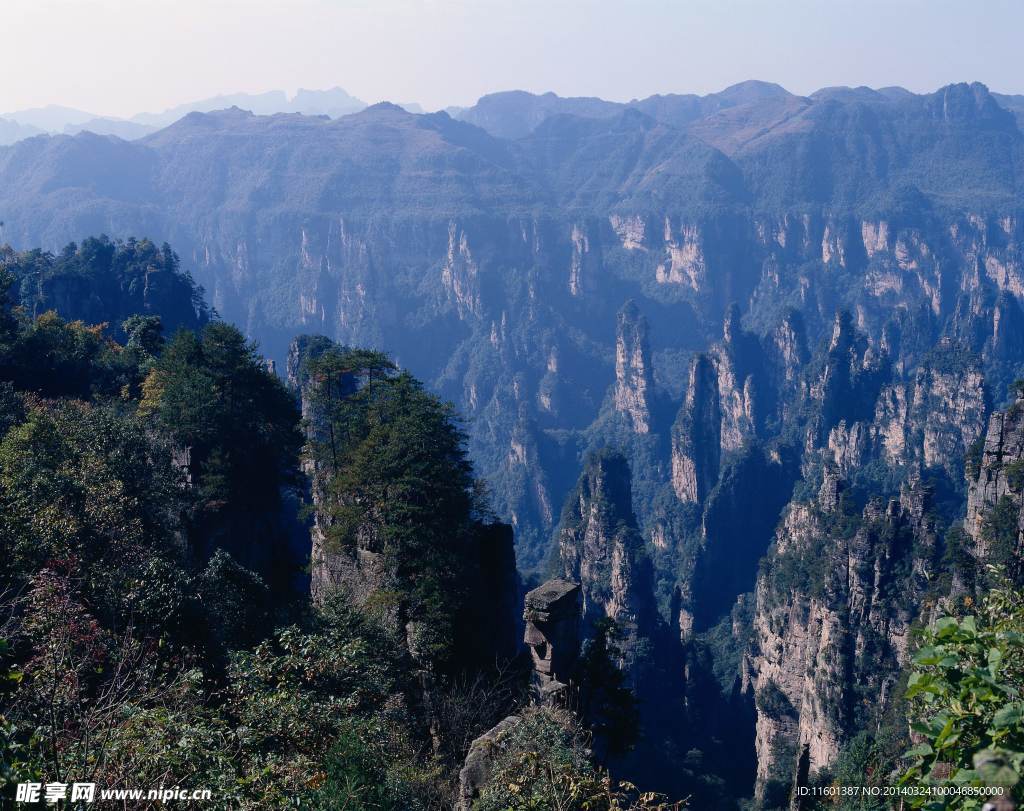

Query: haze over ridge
<box><xmin>2</xmin><ymin>0</ymin><xmax>1022</xmax><ymax>119</ymax></box>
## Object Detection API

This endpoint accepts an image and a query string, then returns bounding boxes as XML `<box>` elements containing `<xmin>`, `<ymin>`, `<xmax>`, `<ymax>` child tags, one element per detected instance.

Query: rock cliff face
<box><xmin>285</xmin><ymin>336</ymin><xmax>369</xmax><ymax>609</ymax></box>
<box><xmin>558</xmin><ymin>451</ymin><xmax>654</xmax><ymax>656</ymax></box>
<box><xmin>875</xmin><ymin>354</ymin><xmax>987</xmax><ymax>476</ymax></box>
<box><xmin>746</xmin><ymin>470</ymin><xmax>938</xmax><ymax>803</ymax></box>
<box><xmin>552</xmin><ymin>456</ymin><xmax>704</xmax><ymax>800</ymax></box>
<box><xmin>769</xmin><ymin>310</ymin><xmax>810</xmax><ymax>405</ymax></box>
<box><xmin>965</xmin><ymin>394</ymin><xmax>1024</xmax><ymax>563</ymax></box>
<box><xmin>2</xmin><ymin>92</ymin><xmax>1023</xmax><ymax>573</ymax></box>
<box><xmin>614</xmin><ymin>301</ymin><xmax>654</xmax><ymax>434</ymax></box>
<box><xmin>824</xmin><ymin>346</ymin><xmax>987</xmax><ymax>479</ymax></box>
<box><xmin>688</xmin><ymin>444</ymin><xmax>800</xmax><ymax>634</ymax></box>
<box><xmin>287</xmin><ymin>335</ymin><xmax>520</xmax><ymax>669</ymax></box>
<box><xmin>672</xmin><ymin>354</ymin><xmax>721</xmax><ymax>504</ymax></box>
<box><xmin>713</xmin><ymin>305</ymin><xmax>769</xmax><ymax>451</ymax></box>
<box><xmin>804</xmin><ymin>311</ymin><xmax>889</xmax><ymax>450</ymax></box>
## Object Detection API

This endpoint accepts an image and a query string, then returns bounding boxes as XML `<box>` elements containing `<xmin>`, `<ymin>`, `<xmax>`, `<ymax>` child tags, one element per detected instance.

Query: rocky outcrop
<box><xmin>568</xmin><ymin>223</ymin><xmax>600</xmax><ymax>297</ymax></box>
<box><xmin>9</xmin><ymin>91</ymin><xmax>1024</xmax><ymax>808</ymax></box>
<box><xmin>523</xmin><ymin>579</ymin><xmax>582</xmax><ymax>700</ymax></box>
<box><xmin>285</xmin><ymin>338</ymin><xmax>383</xmax><ymax>615</ymax></box>
<box><xmin>558</xmin><ymin>451</ymin><xmax>654</xmax><ymax>654</ymax></box>
<box><xmin>713</xmin><ymin>305</ymin><xmax>767</xmax><ymax>451</ymax></box>
<box><xmin>657</xmin><ymin>220</ymin><xmax>706</xmax><ymax>290</ymax></box>
<box><xmin>964</xmin><ymin>393</ymin><xmax>1024</xmax><ymax>563</ymax></box>
<box><xmin>288</xmin><ymin>334</ymin><xmax>520</xmax><ymax>670</ymax></box>
<box><xmin>457</xmin><ymin>579</ymin><xmax>584</xmax><ymax>808</ymax></box>
<box><xmin>285</xmin><ymin>338</ymin><xmax>383</xmax><ymax>614</ymax></box>
<box><xmin>456</xmin><ymin>715</ymin><xmax>524</xmax><ymax>811</ymax></box>
<box><xmin>457</xmin><ymin>579</ymin><xmax>586</xmax><ymax>808</ymax></box>
<box><xmin>770</xmin><ymin>310</ymin><xmax>810</xmax><ymax>390</ymax></box>
<box><xmin>672</xmin><ymin>353</ymin><xmax>721</xmax><ymax>504</ymax></box>
<box><xmin>989</xmin><ymin>292</ymin><xmax>1024</xmax><ymax>361</ymax></box>
<box><xmin>873</xmin><ymin>351</ymin><xmax>987</xmax><ymax>476</ymax></box>
<box><xmin>825</xmin><ymin>420</ymin><xmax>870</xmax><ymax>476</ymax></box>
<box><xmin>822</xmin><ymin>345</ymin><xmax>987</xmax><ymax>479</ymax></box>
<box><xmin>613</xmin><ymin>301</ymin><xmax>654</xmax><ymax>434</ymax></box>
<box><xmin>441</xmin><ymin>223</ymin><xmax>483</xmax><ymax>320</ymax></box>
<box><xmin>3</xmin><ymin>97</ymin><xmax>1024</xmax><ymax>585</ymax></box>
<box><xmin>688</xmin><ymin>444</ymin><xmax>799</xmax><ymax>633</ymax></box>
<box><xmin>610</xmin><ymin>213</ymin><xmax>646</xmax><ymax>251</ymax></box>
<box><xmin>746</xmin><ymin>471</ymin><xmax>938</xmax><ymax>804</ymax></box>
<box><xmin>308</xmin><ymin>510</ymin><xmax>519</xmax><ymax>666</ymax></box>
<box><xmin>805</xmin><ymin>311</ymin><xmax>889</xmax><ymax>450</ymax></box>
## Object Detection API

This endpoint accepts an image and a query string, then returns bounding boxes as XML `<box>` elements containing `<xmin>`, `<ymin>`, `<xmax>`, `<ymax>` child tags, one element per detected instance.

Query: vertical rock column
<box><xmin>965</xmin><ymin>392</ymin><xmax>1024</xmax><ymax>565</ymax></box>
<box><xmin>672</xmin><ymin>353</ymin><xmax>722</xmax><ymax>504</ymax></box>
<box><xmin>614</xmin><ymin>300</ymin><xmax>654</xmax><ymax>433</ymax></box>
<box><xmin>523</xmin><ymin>578</ymin><xmax>582</xmax><ymax>702</ymax></box>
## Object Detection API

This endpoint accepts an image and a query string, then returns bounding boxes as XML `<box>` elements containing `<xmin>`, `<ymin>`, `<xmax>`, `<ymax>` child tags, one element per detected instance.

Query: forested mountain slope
<box><xmin>0</xmin><ymin>246</ymin><xmax>559</xmax><ymax>808</ymax></box>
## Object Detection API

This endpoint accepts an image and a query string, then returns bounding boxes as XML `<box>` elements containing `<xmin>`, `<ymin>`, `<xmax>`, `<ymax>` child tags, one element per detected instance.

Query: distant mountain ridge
<box><xmin>0</xmin><ymin>117</ymin><xmax>44</xmax><ymax>147</ymax></box>
<box><xmin>452</xmin><ymin>79</ymin><xmax>1022</xmax><ymax>156</ymax></box>
<box><xmin>0</xmin><ymin>87</ymin><xmax>371</xmax><ymax>144</ymax></box>
<box><xmin>4</xmin><ymin>79</ymin><xmax>1021</xmax><ymax>146</ymax></box>
<box><xmin>452</xmin><ymin>79</ymin><xmax>882</xmax><ymax>139</ymax></box>
<box><xmin>1</xmin><ymin>104</ymin><xmax>98</xmax><ymax>131</ymax></box>
<box><xmin>129</xmin><ymin>86</ymin><xmax>369</xmax><ymax>128</ymax></box>
<box><xmin>0</xmin><ymin>79</ymin><xmax>1022</xmax><ymax>563</ymax></box>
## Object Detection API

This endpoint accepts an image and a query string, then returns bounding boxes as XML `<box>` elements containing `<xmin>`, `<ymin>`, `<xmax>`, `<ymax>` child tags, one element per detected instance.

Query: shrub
<box><xmin>756</xmin><ymin>679</ymin><xmax>796</xmax><ymax>721</ymax></box>
<box><xmin>474</xmin><ymin>707</ymin><xmax>685</xmax><ymax>810</ymax></box>
<box><xmin>901</xmin><ymin>571</ymin><xmax>1024</xmax><ymax>808</ymax></box>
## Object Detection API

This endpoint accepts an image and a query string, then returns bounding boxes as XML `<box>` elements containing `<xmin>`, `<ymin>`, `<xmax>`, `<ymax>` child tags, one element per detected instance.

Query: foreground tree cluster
<box><xmin>0</xmin><ymin>242</ymin><xmax>673</xmax><ymax>809</ymax></box>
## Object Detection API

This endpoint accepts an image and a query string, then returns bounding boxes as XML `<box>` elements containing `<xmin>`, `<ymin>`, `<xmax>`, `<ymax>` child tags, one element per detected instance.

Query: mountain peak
<box><xmin>926</xmin><ymin>81</ymin><xmax>1014</xmax><ymax>126</ymax></box>
<box><xmin>185</xmin><ymin>105</ymin><xmax>254</xmax><ymax>123</ymax></box>
<box><xmin>810</xmin><ymin>86</ymin><xmax>890</xmax><ymax>104</ymax></box>
<box><xmin>715</xmin><ymin>79</ymin><xmax>794</xmax><ymax>104</ymax></box>
<box><xmin>456</xmin><ymin>90</ymin><xmax>622</xmax><ymax>139</ymax></box>
<box><xmin>363</xmin><ymin>101</ymin><xmax>409</xmax><ymax>114</ymax></box>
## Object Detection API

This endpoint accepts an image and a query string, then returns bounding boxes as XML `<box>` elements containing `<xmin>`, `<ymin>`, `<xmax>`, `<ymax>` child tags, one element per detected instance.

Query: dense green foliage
<box><xmin>981</xmin><ymin>496</ymin><xmax>1024</xmax><ymax>583</ymax></box>
<box><xmin>0</xmin><ymin>256</ymin><xmax>591</xmax><ymax>807</ymax></box>
<box><xmin>140</xmin><ymin>322</ymin><xmax>303</xmax><ymax>576</ymax></box>
<box><xmin>474</xmin><ymin>707</ymin><xmax>683</xmax><ymax>811</ymax></box>
<box><xmin>0</xmin><ymin>256</ymin><xmax>474</xmax><ymax>807</ymax></box>
<box><xmin>1</xmin><ymin>236</ymin><xmax>209</xmax><ymax>338</ymax></box>
<box><xmin>304</xmin><ymin>346</ymin><xmax>495</xmax><ymax>671</ymax></box>
<box><xmin>0</xmin><ymin>241</ymin><xmax>209</xmax><ymax>403</ymax></box>
<box><xmin>2</xmin><ymin>568</ymin><xmax>446</xmax><ymax>809</ymax></box>
<box><xmin>802</xmin><ymin>728</ymin><xmax>909</xmax><ymax>811</ymax></box>
<box><xmin>220</xmin><ymin>600</ymin><xmax>442</xmax><ymax>808</ymax></box>
<box><xmin>901</xmin><ymin>575</ymin><xmax>1024</xmax><ymax>809</ymax></box>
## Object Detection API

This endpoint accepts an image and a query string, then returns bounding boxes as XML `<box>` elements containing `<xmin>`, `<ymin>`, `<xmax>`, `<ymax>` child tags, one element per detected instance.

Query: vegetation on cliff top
<box><xmin>303</xmin><ymin>345</ymin><xmax>499</xmax><ymax>672</ymax></box>
<box><xmin>1</xmin><ymin>236</ymin><xmax>209</xmax><ymax>338</ymax></box>
<box><xmin>0</xmin><ymin>255</ymin><xmax>499</xmax><ymax>807</ymax></box>
<box><xmin>2</xmin><ymin>245</ymin><xmax>645</xmax><ymax>808</ymax></box>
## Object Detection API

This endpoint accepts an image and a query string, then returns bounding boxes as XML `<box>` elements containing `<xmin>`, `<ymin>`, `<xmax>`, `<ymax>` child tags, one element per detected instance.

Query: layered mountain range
<box><xmin>2</xmin><ymin>78</ymin><xmax>1024</xmax><ymax>806</ymax></box>
<box><xmin>0</xmin><ymin>87</ymin><xmax>372</xmax><ymax>145</ymax></box>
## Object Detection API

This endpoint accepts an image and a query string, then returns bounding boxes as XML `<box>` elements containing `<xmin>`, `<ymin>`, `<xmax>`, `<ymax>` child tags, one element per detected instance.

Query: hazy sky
<box><xmin>2</xmin><ymin>0</ymin><xmax>1022</xmax><ymax>118</ymax></box>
